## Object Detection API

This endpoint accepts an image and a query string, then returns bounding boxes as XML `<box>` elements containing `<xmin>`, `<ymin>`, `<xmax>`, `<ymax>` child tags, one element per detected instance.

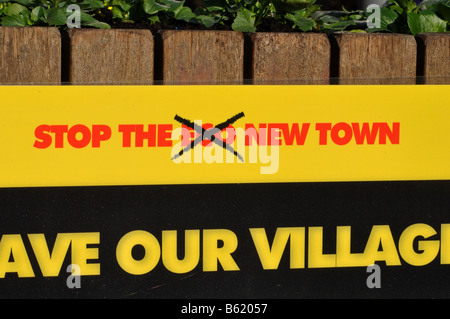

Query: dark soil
<box><xmin>256</xmin><ymin>18</ymin><xmax>298</xmax><ymax>33</ymax></box>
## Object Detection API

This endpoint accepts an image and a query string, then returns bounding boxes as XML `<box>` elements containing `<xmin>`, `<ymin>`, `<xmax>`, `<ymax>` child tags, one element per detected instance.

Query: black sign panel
<box><xmin>0</xmin><ymin>181</ymin><xmax>449</xmax><ymax>300</ymax></box>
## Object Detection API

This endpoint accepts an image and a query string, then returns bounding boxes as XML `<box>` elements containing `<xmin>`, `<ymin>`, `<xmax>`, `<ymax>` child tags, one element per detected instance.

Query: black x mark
<box><xmin>171</xmin><ymin>112</ymin><xmax>245</xmax><ymax>162</ymax></box>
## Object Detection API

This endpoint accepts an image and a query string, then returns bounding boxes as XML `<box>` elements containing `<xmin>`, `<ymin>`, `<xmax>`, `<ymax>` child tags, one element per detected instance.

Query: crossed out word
<box><xmin>170</xmin><ymin>112</ymin><xmax>280</xmax><ymax>175</ymax></box>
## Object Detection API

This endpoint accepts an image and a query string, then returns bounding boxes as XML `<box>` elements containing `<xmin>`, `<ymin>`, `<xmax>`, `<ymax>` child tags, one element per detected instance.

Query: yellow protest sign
<box><xmin>1</xmin><ymin>85</ymin><xmax>449</xmax><ymax>187</ymax></box>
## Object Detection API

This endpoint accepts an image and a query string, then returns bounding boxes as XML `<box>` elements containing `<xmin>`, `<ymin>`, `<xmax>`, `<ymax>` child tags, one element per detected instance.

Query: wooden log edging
<box><xmin>250</xmin><ymin>32</ymin><xmax>331</xmax><ymax>85</ymax></box>
<box><xmin>331</xmin><ymin>33</ymin><xmax>417</xmax><ymax>85</ymax></box>
<box><xmin>0</xmin><ymin>27</ymin><xmax>61</xmax><ymax>85</ymax></box>
<box><xmin>159</xmin><ymin>30</ymin><xmax>244</xmax><ymax>85</ymax></box>
<box><xmin>0</xmin><ymin>27</ymin><xmax>449</xmax><ymax>86</ymax></box>
<box><xmin>65</xmin><ymin>29</ymin><xmax>154</xmax><ymax>85</ymax></box>
<box><xmin>416</xmin><ymin>33</ymin><xmax>450</xmax><ymax>85</ymax></box>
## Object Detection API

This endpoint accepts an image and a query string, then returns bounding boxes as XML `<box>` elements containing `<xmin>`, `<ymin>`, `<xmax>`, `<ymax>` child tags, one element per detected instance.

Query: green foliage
<box><xmin>0</xmin><ymin>0</ymin><xmax>448</xmax><ymax>32</ymax></box>
<box><xmin>315</xmin><ymin>0</ymin><xmax>449</xmax><ymax>35</ymax></box>
<box><xmin>140</xmin><ymin>0</ymin><xmax>196</xmax><ymax>24</ymax></box>
<box><xmin>0</xmin><ymin>0</ymin><xmax>110</xmax><ymax>27</ymax></box>
<box><xmin>364</xmin><ymin>0</ymin><xmax>449</xmax><ymax>35</ymax></box>
<box><xmin>312</xmin><ymin>9</ymin><xmax>362</xmax><ymax>32</ymax></box>
<box><xmin>406</xmin><ymin>1</ymin><xmax>449</xmax><ymax>35</ymax></box>
<box><xmin>195</xmin><ymin>0</ymin><xmax>320</xmax><ymax>32</ymax></box>
<box><xmin>0</xmin><ymin>0</ymin><xmax>198</xmax><ymax>28</ymax></box>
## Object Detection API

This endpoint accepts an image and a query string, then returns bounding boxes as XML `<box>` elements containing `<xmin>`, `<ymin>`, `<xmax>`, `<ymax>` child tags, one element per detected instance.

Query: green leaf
<box><xmin>1</xmin><ymin>13</ymin><xmax>27</xmax><ymax>26</ymax></box>
<box><xmin>80</xmin><ymin>12</ymin><xmax>111</xmax><ymax>28</ymax></box>
<box><xmin>387</xmin><ymin>0</ymin><xmax>417</xmax><ymax>12</ymax></box>
<box><xmin>379</xmin><ymin>7</ymin><xmax>399</xmax><ymax>30</ymax></box>
<box><xmin>390</xmin><ymin>4</ymin><xmax>404</xmax><ymax>15</ymax></box>
<box><xmin>407</xmin><ymin>12</ymin><xmax>422</xmax><ymax>34</ymax></box>
<box><xmin>304</xmin><ymin>3</ymin><xmax>321</xmax><ymax>18</ymax></box>
<box><xmin>142</xmin><ymin>0</ymin><xmax>166</xmax><ymax>15</ymax></box>
<box><xmin>12</xmin><ymin>0</ymin><xmax>30</xmax><ymax>6</ymax></box>
<box><xmin>47</xmin><ymin>7</ymin><xmax>67</xmax><ymax>25</ymax></box>
<box><xmin>294</xmin><ymin>16</ymin><xmax>315</xmax><ymax>31</ymax></box>
<box><xmin>323</xmin><ymin>19</ymin><xmax>356</xmax><ymax>31</ymax></box>
<box><xmin>30</xmin><ymin>5</ymin><xmax>44</xmax><ymax>21</ymax></box>
<box><xmin>111</xmin><ymin>6</ymin><xmax>123</xmax><ymax>19</ymax></box>
<box><xmin>7</xmin><ymin>3</ymin><xmax>27</xmax><ymax>15</ymax></box>
<box><xmin>114</xmin><ymin>0</ymin><xmax>131</xmax><ymax>12</ymax></box>
<box><xmin>231</xmin><ymin>7</ymin><xmax>256</xmax><ymax>32</ymax></box>
<box><xmin>314</xmin><ymin>10</ymin><xmax>360</xmax><ymax>29</ymax></box>
<box><xmin>407</xmin><ymin>10</ymin><xmax>447</xmax><ymax>35</ymax></box>
<box><xmin>349</xmin><ymin>29</ymin><xmax>367</xmax><ymax>33</ymax></box>
<box><xmin>285</xmin><ymin>11</ymin><xmax>315</xmax><ymax>31</ymax></box>
<box><xmin>206</xmin><ymin>5</ymin><xmax>225</xmax><ymax>12</ymax></box>
<box><xmin>159</xmin><ymin>0</ymin><xmax>184</xmax><ymax>12</ymax></box>
<box><xmin>147</xmin><ymin>14</ymin><xmax>160</xmax><ymax>23</ymax></box>
<box><xmin>173</xmin><ymin>6</ymin><xmax>195</xmax><ymax>21</ymax></box>
<box><xmin>203</xmin><ymin>0</ymin><xmax>226</xmax><ymax>12</ymax></box>
<box><xmin>196</xmin><ymin>14</ymin><xmax>220</xmax><ymax>28</ymax></box>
